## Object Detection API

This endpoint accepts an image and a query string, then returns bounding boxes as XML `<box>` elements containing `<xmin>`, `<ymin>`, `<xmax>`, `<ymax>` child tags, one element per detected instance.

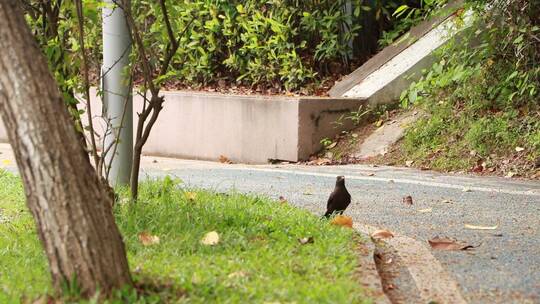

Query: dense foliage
<box><xmin>135</xmin><ymin>0</ymin><xmax>371</xmax><ymax>91</ymax></box>
<box><xmin>23</xmin><ymin>0</ymin><xmax>438</xmax><ymax>93</ymax></box>
<box><xmin>23</xmin><ymin>1</ymin><xmax>101</xmax><ymax>122</ymax></box>
<box><xmin>378</xmin><ymin>0</ymin><xmax>448</xmax><ymax>48</ymax></box>
<box><xmin>400</xmin><ymin>0</ymin><xmax>540</xmax><ymax>173</ymax></box>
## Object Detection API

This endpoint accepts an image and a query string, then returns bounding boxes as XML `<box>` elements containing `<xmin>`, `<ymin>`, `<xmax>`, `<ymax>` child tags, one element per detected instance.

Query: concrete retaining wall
<box><xmin>0</xmin><ymin>89</ymin><xmax>367</xmax><ymax>164</ymax></box>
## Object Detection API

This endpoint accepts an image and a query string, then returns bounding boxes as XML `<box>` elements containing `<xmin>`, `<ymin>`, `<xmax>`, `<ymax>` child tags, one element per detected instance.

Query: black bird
<box><xmin>323</xmin><ymin>176</ymin><xmax>351</xmax><ymax>218</ymax></box>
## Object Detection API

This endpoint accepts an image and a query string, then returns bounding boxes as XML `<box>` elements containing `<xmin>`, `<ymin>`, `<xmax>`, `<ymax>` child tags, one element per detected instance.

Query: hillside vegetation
<box><xmin>396</xmin><ymin>0</ymin><xmax>539</xmax><ymax>177</ymax></box>
<box><xmin>314</xmin><ymin>1</ymin><xmax>539</xmax><ymax>178</ymax></box>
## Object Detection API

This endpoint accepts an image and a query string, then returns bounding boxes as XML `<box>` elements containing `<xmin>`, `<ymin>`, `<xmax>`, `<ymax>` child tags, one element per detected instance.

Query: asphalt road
<box><xmin>140</xmin><ymin>158</ymin><xmax>540</xmax><ymax>304</ymax></box>
<box><xmin>1</xmin><ymin>143</ymin><xmax>539</xmax><ymax>303</ymax></box>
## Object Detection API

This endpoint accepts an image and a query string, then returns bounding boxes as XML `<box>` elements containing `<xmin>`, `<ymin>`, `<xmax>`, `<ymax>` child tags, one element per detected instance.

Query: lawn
<box><xmin>0</xmin><ymin>172</ymin><xmax>369</xmax><ymax>303</ymax></box>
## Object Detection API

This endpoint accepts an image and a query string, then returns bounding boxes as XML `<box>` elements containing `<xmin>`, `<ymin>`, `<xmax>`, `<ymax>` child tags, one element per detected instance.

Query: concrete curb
<box><xmin>355</xmin><ymin>223</ymin><xmax>468</xmax><ymax>304</ymax></box>
<box><xmin>355</xmin><ymin>234</ymin><xmax>392</xmax><ymax>304</ymax></box>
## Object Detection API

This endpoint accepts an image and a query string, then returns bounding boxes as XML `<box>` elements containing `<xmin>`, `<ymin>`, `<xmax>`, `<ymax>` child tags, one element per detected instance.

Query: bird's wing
<box><xmin>326</xmin><ymin>191</ymin><xmax>336</xmax><ymax>210</ymax></box>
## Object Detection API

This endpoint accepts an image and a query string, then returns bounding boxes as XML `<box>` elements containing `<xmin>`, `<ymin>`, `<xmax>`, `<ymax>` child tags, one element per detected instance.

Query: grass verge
<box><xmin>0</xmin><ymin>172</ymin><xmax>368</xmax><ymax>303</ymax></box>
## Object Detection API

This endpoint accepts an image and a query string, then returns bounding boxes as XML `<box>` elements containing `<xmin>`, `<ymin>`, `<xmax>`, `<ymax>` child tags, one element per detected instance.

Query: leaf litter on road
<box><xmin>428</xmin><ymin>236</ymin><xmax>477</xmax><ymax>251</ymax></box>
<box><xmin>370</xmin><ymin>229</ymin><xmax>394</xmax><ymax>240</ymax></box>
<box><xmin>464</xmin><ymin>224</ymin><xmax>498</xmax><ymax>230</ymax></box>
<box><xmin>402</xmin><ymin>195</ymin><xmax>413</xmax><ymax>206</ymax></box>
<box><xmin>219</xmin><ymin>155</ymin><xmax>233</xmax><ymax>164</ymax></box>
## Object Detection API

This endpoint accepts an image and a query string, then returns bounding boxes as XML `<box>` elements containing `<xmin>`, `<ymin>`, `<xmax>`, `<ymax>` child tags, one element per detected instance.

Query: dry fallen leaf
<box><xmin>201</xmin><ymin>231</ymin><xmax>220</xmax><ymax>246</ymax></box>
<box><xmin>191</xmin><ymin>273</ymin><xmax>202</xmax><ymax>284</ymax></box>
<box><xmin>327</xmin><ymin>142</ymin><xmax>337</xmax><ymax>149</ymax></box>
<box><xmin>370</xmin><ymin>229</ymin><xmax>395</xmax><ymax>240</ymax></box>
<box><xmin>505</xmin><ymin>171</ymin><xmax>516</xmax><ymax>178</ymax></box>
<box><xmin>462</xmin><ymin>187</ymin><xmax>472</xmax><ymax>192</ymax></box>
<box><xmin>30</xmin><ymin>296</ymin><xmax>56</xmax><ymax>304</ymax></box>
<box><xmin>278</xmin><ymin>196</ymin><xmax>288</xmax><ymax>204</ymax></box>
<box><xmin>184</xmin><ymin>191</ymin><xmax>197</xmax><ymax>201</ymax></box>
<box><xmin>405</xmin><ymin>160</ymin><xmax>414</xmax><ymax>167</ymax></box>
<box><xmin>119</xmin><ymin>198</ymin><xmax>130</xmax><ymax>205</ymax></box>
<box><xmin>471</xmin><ymin>159</ymin><xmax>486</xmax><ymax>173</ymax></box>
<box><xmin>428</xmin><ymin>236</ymin><xmax>475</xmax><ymax>251</ymax></box>
<box><xmin>228</xmin><ymin>271</ymin><xmax>248</xmax><ymax>279</ymax></box>
<box><xmin>298</xmin><ymin>237</ymin><xmax>314</xmax><ymax>245</ymax></box>
<box><xmin>418</xmin><ymin>208</ymin><xmax>432</xmax><ymax>213</ymax></box>
<box><xmin>464</xmin><ymin>224</ymin><xmax>498</xmax><ymax>230</ymax></box>
<box><xmin>315</xmin><ymin>158</ymin><xmax>332</xmax><ymax>165</ymax></box>
<box><xmin>515</xmin><ymin>146</ymin><xmax>525</xmax><ymax>152</ymax></box>
<box><xmin>138</xmin><ymin>232</ymin><xmax>160</xmax><ymax>246</ymax></box>
<box><xmin>330</xmin><ymin>215</ymin><xmax>353</xmax><ymax>228</ymax></box>
<box><xmin>219</xmin><ymin>155</ymin><xmax>233</xmax><ymax>164</ymax></box>
<box><xmin>134</xmin><ymin>265</ymin><xmax>142</xmax><ymax>274</ymax></box>
<box><xmin>402</xmin><ymin>195</ymin><xmax>413</xmax><ymax>206</ymax></box>
<box><xmin>441</xmin><ymin>199</ymin><xmax>452</xmax><ymax>204</ymax></box>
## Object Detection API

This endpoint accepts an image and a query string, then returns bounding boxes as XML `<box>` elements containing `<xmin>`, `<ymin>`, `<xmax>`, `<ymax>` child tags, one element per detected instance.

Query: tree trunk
<box><xmin>0</xmin><ymin>0</ymin><xmax>132</xmax><ymax>298</ymax></box>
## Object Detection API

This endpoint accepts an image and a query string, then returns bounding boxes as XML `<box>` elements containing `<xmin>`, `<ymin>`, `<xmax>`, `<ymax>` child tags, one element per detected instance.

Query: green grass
<box><xmin>401</xmin><ymin>94</ymin><xmax>539</xmax><ymax>173</ymax></box>
<box><xmin>393</xmin><ymin>10</ymin><xmax>540</xmax><ymax>176</ymax></box>
<box><xmin>0</xmin><ymin>173</ymin><xmax>368</xmax><ymax>303</ymax></box>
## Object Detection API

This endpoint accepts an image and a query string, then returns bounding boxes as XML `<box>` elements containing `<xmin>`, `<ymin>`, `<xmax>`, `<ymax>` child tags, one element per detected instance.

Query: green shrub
<box><xmin>378</xmin><ymin>0</ymin><xmax>449</xmax><ymax>49</ymax></box>
<box><xmin>133</xmin><ymin>0</ymin><xmax>372</xmax><ymax>91</ymax></box>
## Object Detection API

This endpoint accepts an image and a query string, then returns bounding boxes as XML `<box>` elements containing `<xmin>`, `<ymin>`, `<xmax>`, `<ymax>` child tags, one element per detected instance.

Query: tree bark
<box><xmin>0</xmin><ymin>0</ymin><xmax>132</xmax><ymax>298</ymax></box>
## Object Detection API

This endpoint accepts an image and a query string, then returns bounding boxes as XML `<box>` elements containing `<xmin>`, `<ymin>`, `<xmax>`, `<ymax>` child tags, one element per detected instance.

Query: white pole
<box><xmin>102</xmin><ymin>0</ymin><xmax>133</xmax><ymax>186</ymax></box>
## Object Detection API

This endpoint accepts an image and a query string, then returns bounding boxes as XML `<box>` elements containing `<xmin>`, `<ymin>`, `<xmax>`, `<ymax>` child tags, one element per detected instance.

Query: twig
<box><xmin>75</xmin><ymin>0</ymin><xmax>100</xmax><ymax>174</ymax></box>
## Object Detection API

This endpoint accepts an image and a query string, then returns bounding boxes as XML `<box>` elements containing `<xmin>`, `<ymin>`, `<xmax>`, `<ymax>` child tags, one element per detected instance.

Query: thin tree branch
<box><xmin>75</xmin><ymin>0</ymin><xmax>100</xmax><ymax>173</ymax></box>
<box><xmin>158</xmin><ymin>0</ymin><xmax>177</xmax><ymax>51</ymax></box>
<box><xmin>159</xmin><ymin>16</ymin><xmax>195</xmax><ymax>77</ymax></box>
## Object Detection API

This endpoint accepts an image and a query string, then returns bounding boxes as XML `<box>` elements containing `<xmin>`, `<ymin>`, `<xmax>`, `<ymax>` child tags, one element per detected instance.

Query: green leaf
<box><xmin>506</xmin><ymin>71</ymin><xmax>518</xmax><ymax>81</ymax></box>
<box><xmin>393</xmin><ymin>5</ymin><xmax>410</xmax><ymax>17</ymax></box>
<box><xmin>236</xmin><ymin>4</ymin><xmax>244</xmax><ymax>14</ymax></box>
<box><xmin>408</xmin><ymin>88</ymin><xmax>418</xmax><ymax>104</ymax></box>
